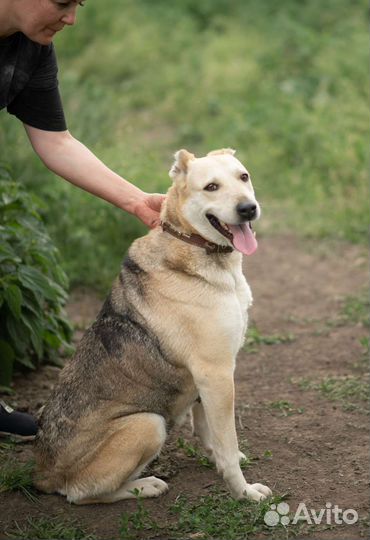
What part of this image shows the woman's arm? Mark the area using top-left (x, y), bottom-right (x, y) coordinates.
top-left (24, 125), bottom-right (165, 228)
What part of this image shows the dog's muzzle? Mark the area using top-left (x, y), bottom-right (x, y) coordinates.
top-left (236, 202), bottom-right (257, 221)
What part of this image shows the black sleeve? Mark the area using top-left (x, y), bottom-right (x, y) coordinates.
top-left (7, 44), bottom-right (67, 131)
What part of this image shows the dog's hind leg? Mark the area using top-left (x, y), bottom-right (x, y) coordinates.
top-left (191, 399), bottom-right (213, 457)
top-left (65, 412), bottom-right (167, 505)
top-left (76, 476), bottom-right (169, 504)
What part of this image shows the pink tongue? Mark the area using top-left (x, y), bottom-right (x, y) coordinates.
top-left (229, 223), bottom-right (258, 255)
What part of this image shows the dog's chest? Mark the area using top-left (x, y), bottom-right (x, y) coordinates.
top-left (212, 271), bottom-right (251, 353)
top-left (148, 262), bottom-right (252, 367)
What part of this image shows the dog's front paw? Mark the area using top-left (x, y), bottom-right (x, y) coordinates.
top-left (242, 482), bottom-right (272, 502)
top-left (238, 450), bottom-right (247, 462)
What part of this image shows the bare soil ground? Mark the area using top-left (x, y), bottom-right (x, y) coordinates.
top-left (0, 235), bottom-right (369, 539)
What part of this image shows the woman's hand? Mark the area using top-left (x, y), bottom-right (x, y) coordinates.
top-left (134, 193), bottom-right (166, 228)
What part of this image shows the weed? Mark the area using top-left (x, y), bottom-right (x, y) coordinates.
top-left (177, 437), bottom-right (254, 470)
top-left (360, 336), bottom-right (369, 356)
top-left (318, 377), bottom-right (369, 403)
top-left (119, 488), bottom-right (299, 540)
top-left (325, 293), bottom-right (370, 330)
top-left (169, 489), bottom-right (297, 539)
top-left (244, 326), bottom-right (295, 353)
top-left (177, 437), bottom-right (214, 468)
top-left (237, 440), bottom-right (255, 470)
top-left (0, 440), bottom-right (16, 460)
top-left (0, 458), bottom-right (38, 503)
top-left (293, 375), bottom-right (370, 413)
top-left (340, 294), bottom-right (370, 327)
top-left (6, 517), bottom-right (96, 540)
top-left (120, 492), bottom-right (160, 540)
top-left (239, 454), bottom-right (254, 470)
top-left (267, 400), bottom-right (305, 417)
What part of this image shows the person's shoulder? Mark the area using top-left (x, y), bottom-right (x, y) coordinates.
top-left (18, 32), bottom-right (55, 64)
top-left (16, 32), bottom-right (55, 55)
top-left (11, 32), bottom-right (40, 60)
top-left (16, 32), bottom-right (37, 47)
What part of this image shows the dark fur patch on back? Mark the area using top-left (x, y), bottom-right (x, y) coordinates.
top-left (122, 256), bottom-right (146, 275)
top-left (119, 256), bottom-right (147, 296)
top-left (94, 295), bottom-right (152, 357)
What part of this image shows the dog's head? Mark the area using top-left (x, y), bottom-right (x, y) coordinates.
top-left (166, 148), bottom-right (260, 255)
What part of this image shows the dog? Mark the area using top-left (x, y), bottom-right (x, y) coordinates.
top-left (34, 148), bottom-right (272, 504)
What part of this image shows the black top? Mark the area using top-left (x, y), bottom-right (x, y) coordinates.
top-left (0, 32), bottom-right (67, 131)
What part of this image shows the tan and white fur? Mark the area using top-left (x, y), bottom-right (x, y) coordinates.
top-left (34, 148), bottom-right (272, 504)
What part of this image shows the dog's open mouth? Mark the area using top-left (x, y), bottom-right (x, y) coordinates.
top-left (206, 214), bottom-right (258, 256)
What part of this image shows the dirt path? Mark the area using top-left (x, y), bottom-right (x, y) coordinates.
top-left (0, 235), bottom-right (368, 539)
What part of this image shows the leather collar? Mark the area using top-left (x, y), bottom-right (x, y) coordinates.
top-left (161, 221), bottom-right (233, 255)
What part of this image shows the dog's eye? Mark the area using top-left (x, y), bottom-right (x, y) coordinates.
top-left (240, 173), bottom-right (249, 182)
top-left (204, 183), bottom-right (219, 192)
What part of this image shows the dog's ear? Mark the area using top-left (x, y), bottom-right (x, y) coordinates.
top-left (169, 149), bottom-right (195, 179)
top-left (207, 148), bottom-right (236, 156)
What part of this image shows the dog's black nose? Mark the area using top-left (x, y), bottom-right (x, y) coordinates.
top-left (236, 202), bottom-right (257, 220)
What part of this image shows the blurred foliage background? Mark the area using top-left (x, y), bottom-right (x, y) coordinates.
top-left (0, 0), bottom-right (368, 292)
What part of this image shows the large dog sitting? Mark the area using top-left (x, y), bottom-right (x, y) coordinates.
top-left (34, 148), bottom-right (272, 504)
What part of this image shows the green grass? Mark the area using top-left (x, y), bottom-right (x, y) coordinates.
top-left (120, 495), bottom-right (160, 540)
top-left (120, 488), bottom-right (299, 540)
top-left (306, 291), bottom-right (370, 335)
top-left (293, 375), bottom-right (370, 413)
top-left (0, 440), bottom-right (16, 459)
top-left (0, 0), bottom-right (367, 290)
top-left (291, 304), bottom-right (370, 413)
top-left (0, 457), bottom-right (38, 503)
top-left (244, 326), bottom-right (295, 353)
top-left (6, 517), bottom-right (96, 540)
top-left (360, 337), bottom-right (369, 357)
top-left (177, 437), bottom-right (254, 470)
top-left (177, 436), bottom-right (214, 468)
top-left (340, 293), bottom-right (370, 327)
top-left (267, 400), bottom-right (305, 417)
top-left (168, 491), bottom-right (288, 539)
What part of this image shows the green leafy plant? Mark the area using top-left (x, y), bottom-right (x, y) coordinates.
top-left (120, 490), bottom-right (160, 540)
top-left (6, 517), bottom-right (97, 540)
top-left (0, 165), bottom-right (73, 387)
